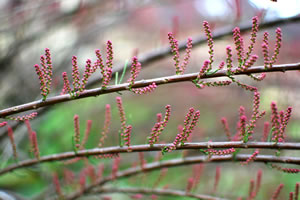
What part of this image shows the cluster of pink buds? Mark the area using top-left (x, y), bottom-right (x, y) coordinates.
top-left (205, 148), bottom-right (235, 156)
top-left (73, 114), bottom-right (81, 151)
top-left (271, 184), bottom-right (284, 200)
top-left (244, 92), bottom-right (266, 142)
top-left (128, 56), bottom-right (142, 86)
top-left (164, 108), bottom-right (200, 153)
top-left (270, 164), bottom-right (300, 174)
top-left (270, 102), bottom-right (292, 143)
top-left (203, 21), bottom-right (214, 70)
top-left (98, 104), bottom-right (111, 147)
top-left (34, 48), bottom-right (53, 101)
top-left (0, 121), bottom-right (7, 127)
top-left (31, 131), bottom-right (40, 160)
top-left (7, 125), bottom-right (18, 160)
top-left (131, 82), bottom-right (157, 95)
top-left (262, 28), bottom-right (282, 68)
top-left (241, 150), bottom-right (259, 165)
top-left (168, 32), bottom-right (193, 75)
top-left (127, 56), bottom-right (157, 95)
top-left (123, 125), bottom-right (132, 150)
top-left (221, 117), bottom-right (231, 141)
top-left (52, 173), bottom-right (64, 199)
top-left (102, 40), bottom-right (114, 88)
top-left (7, 112), bottom-right (38, 121)
top-left (148, 105), bottom-right (171, 146)
top-left (61, 40), bottom-right (114, 97)
top-left (111, 156), bottom-right (121, 179)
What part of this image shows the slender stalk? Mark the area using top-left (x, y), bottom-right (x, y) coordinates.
top-left (1, 62), bottom-right (300, 118)
top-left (91, 187), bottom-right (227, 200)
top-left (1, 142), bottom-right (300, 176)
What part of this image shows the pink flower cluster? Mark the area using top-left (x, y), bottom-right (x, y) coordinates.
top-left (73, 114), bottom-right (81, 150)
top-left (7, 112), bottom-right (38, 121)
top-left (0, 121), bottom-right (7, 127)
top-left (270, 164), bottom-right (300, 174)
top-left (98, 104), bottom-right (111, 147)
top-left (7, 125), bottom-right (18, 160)
top-left (131, 82), bottom-right (157, 95)
top-left (270, 102), bottom-right (292, 143)
top-left (34, 48), bottom-right (53, 100)
top-left (205, 148), bottom-right (236, 155)
top-left (127, 56), bottom-right (157, 94)
top-left (111, 156), bottom-right (121, 179)
top-left (165, 108), bottom-right (200, 152)
top-left (262, 28), bottom-right (282, 68)
top-left (241, 150), bottom-right (259, 165)
top-left (148, 105), bottom-right (171, 146)
top-left (203, 21), bottom-right (214, 70)
top-left (123, 125), bottom-right (132, 150)
top-left (61, 40), bottom-right (114, 96)
top-left (221, 117), bottom-right (231, 141)
top-left (116, 97), bottom-right (127, 136)
top-left (168, 32), bottom-right (193, 75)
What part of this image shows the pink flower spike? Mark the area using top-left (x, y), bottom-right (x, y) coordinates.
top-left (203, 21), bottom-right (214, 69)
top-left (71, 56), bottom-right (81, 92)
top-left (0, 121), bottom-right (7, 127)
top-left (226, 46), bottom-right (233, 71)
top-left (244, 16), bottom-right (259, 62)
top-left (7, 125), bottom-right (18, 160)
top-left (7, 112), bottom-right (38, 121)
top-left (221, 117), bottom-right (231, 141)
top-left (61, 72), bottom-right (71, 95)
top-left (123, 125), bottom-right (132, 150)
top-left (73, 114), bottom-right (81, 150)
top-left (34, 64), bottom-right (47, 99)
top-left (95, 49), bottom-right (104, 76)
top-left (131, 82), bottom-right (157, 95)
top-left (213, 166), bottom-right (221, 193)
top-left (232, 27), bottom-right (245, 65)
top-left (271, 28), bottom-right (282, 66)
top-left (272, 184), bottom-right (284, 200)
top-left (106, 40), bottom-right (113, 70)
top-left (168, 32), bottom-right (181, 74)
top-left (80, 120), bottom-right (92, 149)
top-left (116, 97), bottom-right (127, 134)
top-left (31, 131), bottom-right (40, 160)
top-left (128, 56), bottom-right (142, 86)
top-left (99, 104), bottom-right (111, 147)
top-left (81, 59), bottom-right (92, 91)
top-left (53, 173), bottom-right (63, 198)
top-left (180, 37), bottom-right (193, 74)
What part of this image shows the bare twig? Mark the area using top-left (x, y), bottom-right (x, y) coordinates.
top-left (66, 153), bottom-right (300, 200)
top-left (1, 142), bottom-right (300, 176)
top-left (1, 62), bottom-right (300, 118)
top-left (91, 187), bottom-right (227, 200)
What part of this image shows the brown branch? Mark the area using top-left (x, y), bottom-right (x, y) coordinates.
top-left (90, 187), bottom-right (227, 200)
top-left (66, 153), bottom-right (300, 200)
top-left (1, 62), bottom-right (300, 118)
top-left (1, 142), bottom-right (300, 176)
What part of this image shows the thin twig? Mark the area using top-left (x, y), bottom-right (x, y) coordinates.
top-left (91, 187), bottom-right (227, 200)
top-left (65, 153), bottom-right (300, 200)
top-left (1, 62), bottom-right (300, 118)
top-left (1, 142), bottom-right (300, 176)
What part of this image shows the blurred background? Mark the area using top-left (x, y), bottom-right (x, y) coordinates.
top-left (0, 0), bottom-right (300, 199)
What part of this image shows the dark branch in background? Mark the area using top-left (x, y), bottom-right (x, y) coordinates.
top-left (1, 142), bottom-right (300, 176)
top-left (91, 187), bottom-right (227, 200)
top-left (1, 62), bottom-right (300, 118)
top-left (66, 153), bottom-right (300, 200)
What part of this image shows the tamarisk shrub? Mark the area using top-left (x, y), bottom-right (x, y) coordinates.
top-left (0, 16), bottom-right (300, 200)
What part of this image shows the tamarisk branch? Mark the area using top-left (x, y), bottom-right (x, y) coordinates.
top-left (1, 62), bottom-right (300, 118)
top-left (1, 142), bottom-right (300, 176)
